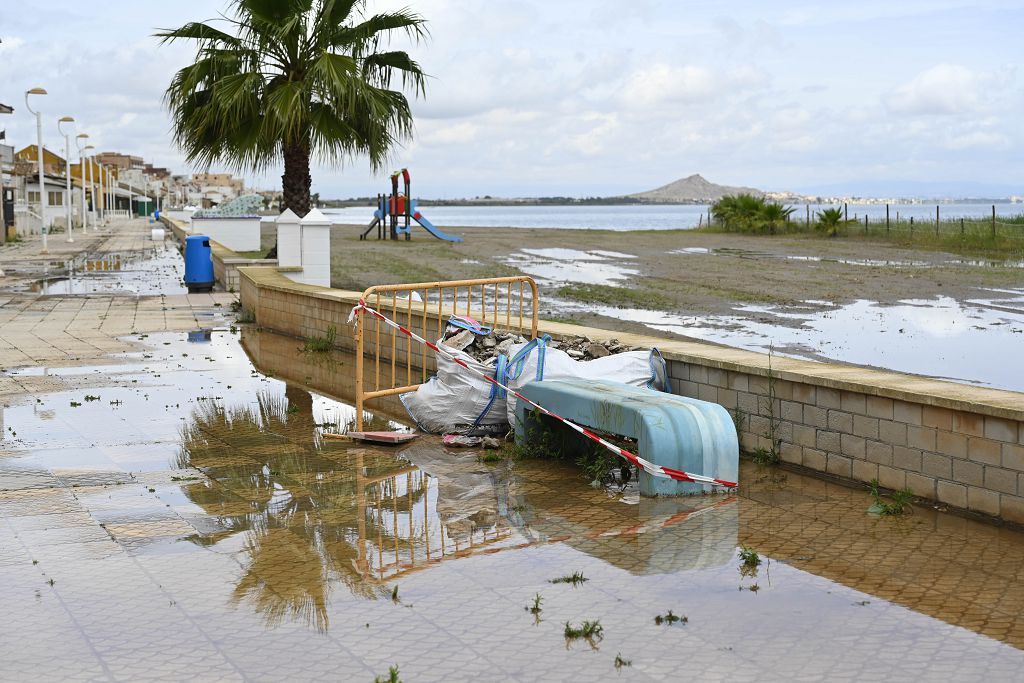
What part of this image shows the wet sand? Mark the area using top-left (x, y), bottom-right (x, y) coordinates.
top-left (277, 224), bottom-right (1024, 320)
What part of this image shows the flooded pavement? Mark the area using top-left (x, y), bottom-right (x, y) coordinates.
top-left (2, 327), bottom-right (1024, 680)
top-left (2, 239), bottom-right (187, 297)
top-left (551, 292), bottom-right (1024, 392)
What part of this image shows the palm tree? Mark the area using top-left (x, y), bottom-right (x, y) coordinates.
top-left (815, 207), bottom-right (848, 237)
top-left (758, 202), bottom-right (795, 235)
top-left (156, 0), bottom-right (428, 216)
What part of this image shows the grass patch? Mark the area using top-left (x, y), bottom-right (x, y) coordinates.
top-left (236, 307), bottom-right (256, 324)
top-left (303, 325), bottom-right (337, 353)
top-left (556, 282), bottom-right (674, 310)
top-left (699, 210), bottom-right (1024, 259)
top-left (868, 478), bottom-right (914, 515)
top-left (549, 571), bottom-right (588, 587)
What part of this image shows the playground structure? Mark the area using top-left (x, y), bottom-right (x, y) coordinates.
top-left (361, 168), bottom-right (462, 243)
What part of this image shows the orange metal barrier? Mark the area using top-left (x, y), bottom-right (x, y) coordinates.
top-left (354, 276), bottom-right (539, 430)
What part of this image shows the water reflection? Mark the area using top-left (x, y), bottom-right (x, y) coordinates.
top-left (175, 388), bottom-right (519, 631)
top-left (174, 380), bottom-right (738, 631)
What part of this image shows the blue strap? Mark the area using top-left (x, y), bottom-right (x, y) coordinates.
top-left (472, 354), bottom-right (509, 426)
top-left (504, 335), bottom-right (549, 383)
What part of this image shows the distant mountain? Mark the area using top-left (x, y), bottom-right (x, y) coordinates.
top-left (627, 174), bottom-right (763, 203)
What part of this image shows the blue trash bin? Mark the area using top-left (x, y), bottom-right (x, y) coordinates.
top-left (184, 235), bottom-right (215, 293)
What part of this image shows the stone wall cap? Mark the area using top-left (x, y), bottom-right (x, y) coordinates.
top-left (300, 208), bottom-right (331, 226)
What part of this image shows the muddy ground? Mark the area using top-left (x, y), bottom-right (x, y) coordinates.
top-left (258, 223), bottom-right (1023, 334)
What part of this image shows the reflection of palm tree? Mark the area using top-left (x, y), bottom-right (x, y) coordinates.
top-left (176, 389), bottom-right (406, 630)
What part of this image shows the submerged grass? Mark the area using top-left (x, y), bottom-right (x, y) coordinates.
top-left (549, 571), bottom-right (588, 587)
top-left (303, 325), bottom-right (337, 353)
top-left (653, 610), bottom-right (687, 626)
top-left (868, 478), bottom-right (914, 515)
top-left (556, 282), bottom-right (674, 310)
top-left (373, 665), bottom-right (401, 683)
top-left (564, 620), bottom-right (603, 641)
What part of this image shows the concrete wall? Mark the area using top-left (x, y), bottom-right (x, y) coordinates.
top-left (190, 216), bottom-right (261, 252)
top-left (238, 266), bottom-right (1024, 524)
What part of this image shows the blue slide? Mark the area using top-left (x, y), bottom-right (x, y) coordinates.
top-left (410, 199), bottom-right (463, 242)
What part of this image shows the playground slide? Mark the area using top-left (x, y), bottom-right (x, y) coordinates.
top-left (413, 212), bottom-right (463, 243)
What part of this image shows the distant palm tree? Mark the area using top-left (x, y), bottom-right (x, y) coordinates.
top-left (711, 194), bottom-right (794, 234)
top-left (815, 207), bottom-right (848, 237)
top-left (157, 0), bottom-right (428, 216)
top-left (758, 202), bottom-right (795, 235)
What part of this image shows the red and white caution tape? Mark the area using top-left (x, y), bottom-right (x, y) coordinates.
top-left (351, 301), bottom-right (737, 489)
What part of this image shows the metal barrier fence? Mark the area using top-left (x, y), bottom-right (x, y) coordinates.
top-left (354, 276), bottom-right (539, 431)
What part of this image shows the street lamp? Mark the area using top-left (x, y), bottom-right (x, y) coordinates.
top-left (75, 135), bottom-right (89, 233)
top-left (82, 145), bottom-right (94, 231)
top-left (24, 88), bottom-right (48, 253)
top-left (57, 116), bottom-right (76, 242)
top-left (95, 160), bottom-right (103, 226)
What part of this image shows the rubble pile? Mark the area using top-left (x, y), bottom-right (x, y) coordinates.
top-left (451, 329), bottom-right (641, 363)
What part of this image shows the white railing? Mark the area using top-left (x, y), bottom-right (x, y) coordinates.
top-left (13, 204), bottom-right (44, 236)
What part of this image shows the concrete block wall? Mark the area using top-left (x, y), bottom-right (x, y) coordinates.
top-left (667, 361), bottom-right (1024, 524)
top-left (239, 265), bottom-right (1024, 524)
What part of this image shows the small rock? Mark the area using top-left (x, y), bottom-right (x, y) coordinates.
top-left (481, 336), bottom-right (496, 349)
top-left (587, 343), bottom-right (610, 358)
top-left (567, 349), bottom-right (585, 359)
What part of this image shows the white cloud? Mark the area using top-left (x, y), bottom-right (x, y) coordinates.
top-left (885, 64), bottom-right (984, 116)
top-left (620, 64), bottom-right (717, 107)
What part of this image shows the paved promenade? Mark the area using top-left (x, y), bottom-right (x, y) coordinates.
top-left (0, 219), bottom-right (236, 398)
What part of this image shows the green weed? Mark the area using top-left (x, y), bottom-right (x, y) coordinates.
top-left (614, 653), bottom-right (632, 669)
top-left (653, 610), bottom-right (687, 626)
top-left (303, 325), bottom-right (337, 353)
top-left (236, 307), bottom-right (256, 324)
top-left (525, 593), bottom-right (543, 615)
top-left (373, 665), bottom-right (401, 683)
top-left (868, 478), bottom-right (914, 515)
top-left (549, 572), bottom-right (588, 587)
top-left (738, 546), bottom-right (761, 569)
top-left (564, 620), bottom-right (603, 642)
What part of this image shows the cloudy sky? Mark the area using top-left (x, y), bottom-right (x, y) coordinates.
top-left (1, 0), bottom-right (1021, 198)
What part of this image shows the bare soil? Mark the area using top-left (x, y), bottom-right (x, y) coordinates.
top-left (260, 223), bottom-right (1024, 333)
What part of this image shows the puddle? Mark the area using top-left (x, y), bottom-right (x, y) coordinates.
top-left (553, 294), bottom-right (1024, 391)
top-left (505, 248), bottom-right (639, 285)
top-left (672, 246), bottom-right (1024, 269)
top-left (3, 239), bottom-right (186, 296)
top-left (2, 327), bottom-right (1024, 678)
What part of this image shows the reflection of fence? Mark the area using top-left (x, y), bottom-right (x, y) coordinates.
top-left (354, 277), bottom-right (538, 430)
top-left (360, 467), bottom-right (514, 583)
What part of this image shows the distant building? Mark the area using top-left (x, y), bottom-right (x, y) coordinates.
top-left (95, 152), bottom-right (144, 170)
top-left (14, 145), bottom-right (66, 177)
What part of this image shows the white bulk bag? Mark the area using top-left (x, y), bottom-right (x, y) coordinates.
top-left (400, 343), bottom-right (508, 435)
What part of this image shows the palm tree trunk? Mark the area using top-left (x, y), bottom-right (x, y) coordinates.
top-left (282, 141), bottom-right (312, 217)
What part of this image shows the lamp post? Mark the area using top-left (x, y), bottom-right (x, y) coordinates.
top-left (86, 153), bottom-right (96, 231)
top-left (75, 135), bottom-right (89, 233)
top-left (57, 116), bottom-right (75, 243)
top-left (24, 88), bottom-right (48, 253)
top-left (96, 161), bottom-right (103, 226)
